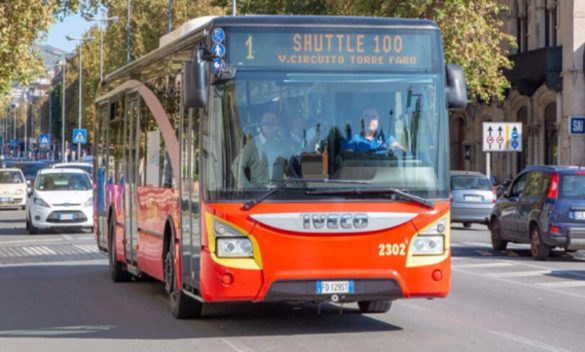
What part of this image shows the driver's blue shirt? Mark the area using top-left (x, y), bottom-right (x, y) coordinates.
top-left (342, 134), bottom-right (397, 154)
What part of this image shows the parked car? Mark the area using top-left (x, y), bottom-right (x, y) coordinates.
top-left (490, 165), bottom-right (585, 260)
top-left (26, 168), bottom-right (93, 234)
top-left (0, 168), bottom-right (27, 210)
top-left (51, 162), bottom-right (93, 177)
top-left (450, 171), bottom-right (496, 228)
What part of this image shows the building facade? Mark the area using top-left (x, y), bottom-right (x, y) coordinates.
top-left (451, 0), bottom-right (585, 182)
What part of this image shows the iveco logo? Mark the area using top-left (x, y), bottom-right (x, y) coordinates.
top-left (303, 213), bottom-right (368, 230)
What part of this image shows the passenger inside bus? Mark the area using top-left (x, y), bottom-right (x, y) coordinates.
top-left (341, 108), bottom-right (406, 155)
top-left (231, 111), bottom-right (292, 187)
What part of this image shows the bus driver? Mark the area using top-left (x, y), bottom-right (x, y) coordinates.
top-left (342, 108), bottom-right (406, 155)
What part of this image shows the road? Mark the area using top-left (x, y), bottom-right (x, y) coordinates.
top-left (0, 210), bottom-right (584, 352)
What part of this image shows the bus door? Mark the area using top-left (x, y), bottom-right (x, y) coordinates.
top-left (96, 103), bottom-right (109, 249)
top-left (123, 94), bottom-right (140, 264)
top-left (180, 108), bottom-right (201, 287)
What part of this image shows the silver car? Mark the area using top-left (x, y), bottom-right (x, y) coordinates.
top-left (450, 171), bottom-right (496, 228)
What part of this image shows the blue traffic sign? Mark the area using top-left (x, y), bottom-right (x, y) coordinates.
top-left (212, 43), bottom-right (225, 57)
top-left (39, 134), bottom-right (50, 147)
top-left (72, 128), bottom-right (87, 144)
top-left (211, 58), bottom-right (225, 73)
top-left (511, 140), bottom-right (519, 149)
top-left (569, 116), bottom-right (585, 135)
top-left (511, 129), bottom-right (519, 139)
top-left (212, 28), bottom-right (225, 43)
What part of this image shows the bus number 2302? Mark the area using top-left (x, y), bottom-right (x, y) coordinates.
top-left (378, 243), bottom-right (406, 256)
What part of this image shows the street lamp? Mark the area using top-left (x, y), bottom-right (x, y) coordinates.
top-left (88, 13), bottom-right (119, 81)
top-left (66, 35), bottom-right (94, 161)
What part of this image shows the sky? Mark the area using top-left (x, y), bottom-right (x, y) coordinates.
top-left (41, 13), bottom-right (94, 53)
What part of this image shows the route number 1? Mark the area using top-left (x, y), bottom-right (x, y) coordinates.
top-left (245, 35), bottom-right (255, 60)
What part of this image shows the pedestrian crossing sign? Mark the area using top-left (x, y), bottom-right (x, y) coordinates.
top-left (39, 134), bottom-right (50, 147)
top-left (72, 129), bottom-right (87, 144)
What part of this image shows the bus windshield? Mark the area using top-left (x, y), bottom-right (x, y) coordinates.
top-left (204, 71), bottom-right (448, 202)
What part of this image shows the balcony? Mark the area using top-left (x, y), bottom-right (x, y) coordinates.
top-left (505, 46), bottom-right (562, 96)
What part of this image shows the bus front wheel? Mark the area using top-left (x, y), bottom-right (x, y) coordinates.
top-left (358, 300), bottom-right (392, 314)
top-left (164, 237), bottom-right (203, 319)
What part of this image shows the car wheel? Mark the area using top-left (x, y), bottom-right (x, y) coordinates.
top-left (358, 300), bottom-right (392, 314)
top-left (27, 214), bottom-right (39, 235)
top-left (490, 218), bottom-right (508, 250)
top-left (530, 226), bottom-right (550, 261)
top-left (463, 222), bottom-right (472, 229)
top-left (108, 219), bottom-right (131, 282)
top-left (164, 236), bottom-right (203, 319)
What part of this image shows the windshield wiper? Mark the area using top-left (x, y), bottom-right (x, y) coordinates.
top-left (241, 178), bottom-right (370, 210)
top-left (305, 187), bottom-right (435, 209)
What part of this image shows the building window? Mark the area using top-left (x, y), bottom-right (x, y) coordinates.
top-left (516, 1), bottom-right (528, 53)
top-left (517, 107), bottom-right (528, 172)
top-left (545, 0), bottom-right (557, 47)
top-left (450, 116), bottom-right (466, 170)
top-left (544, 103), bottom-right (557, 165)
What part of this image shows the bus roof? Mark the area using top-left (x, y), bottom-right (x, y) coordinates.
top-left (100, 15), bottom-right (439, 92)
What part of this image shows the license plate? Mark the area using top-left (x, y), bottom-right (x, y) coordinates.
top-left (574, 211), bottom-right (585, 220)
top-left (0, 197), bottom-right (12, 203)
top-left (59, 214), bottom-right (74, 220)
top-left (316, 280), bottom-right (354, 295)
top-left (464, 195), bottom-right (482, 202)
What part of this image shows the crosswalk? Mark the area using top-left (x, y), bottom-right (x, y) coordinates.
top-left (0, 242), bottom-right (102, 265)
top-left (452, 255), bottom-right (585, 296)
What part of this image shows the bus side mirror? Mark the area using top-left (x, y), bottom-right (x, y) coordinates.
top-left (182, 49), bottom-right (208, 109)
top-left (445, 64), bottom-right (467, 109)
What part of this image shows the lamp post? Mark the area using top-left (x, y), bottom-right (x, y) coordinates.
top-left (66, 35), bottom-right (94, 161)
top-left (88, 12), bottom-right (119, 82)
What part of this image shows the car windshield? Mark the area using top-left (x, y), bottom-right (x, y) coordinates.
top-left (36, 173), bottom-right (92, 191)
top-left (559, 174), bottom-right (585, 198)
top-left (451, 175), bottom-right (492, 190)
top-left (59, 165), bottom-right (93, 174)
top-left (0, 171), bottom-right (24, 184)
top-left (204, 71), bottom-right (448, 201)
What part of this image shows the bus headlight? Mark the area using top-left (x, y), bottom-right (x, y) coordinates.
top-left (412, 236), bottom-right (444, 255)
top-left (212, 218), bottom-right (254, 258)
top-left (216, 238), bottom-right (253, 257)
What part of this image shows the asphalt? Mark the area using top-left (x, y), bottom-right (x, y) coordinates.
top-left (0, 210), bottom-right (583, 352)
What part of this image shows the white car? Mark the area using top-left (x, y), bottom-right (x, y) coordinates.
top-left (0, 168), bottom-right (27, 210)
top-left (26, 168), bottom-right (93, 234)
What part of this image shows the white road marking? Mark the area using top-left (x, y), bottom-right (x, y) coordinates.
top-left (21, 246), bottom-right (56, 255)
top-left (453, 262), bottom-right (513, 269)
top-left (222, 339), bottom-right (253, 352)
top-left (74, 245), bottom-right (98, 253)
top-left (461, 241), bottom-right (493, 248)
top-left (537, 281), bottom-right (585, 288)
top-left (485, 270), bottom-right (550, 278)
top-left (490, 331), bottom-right (572, 352)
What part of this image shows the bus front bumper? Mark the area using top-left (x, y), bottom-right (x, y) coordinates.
top-left (199, 251), bottom-right (450, 303)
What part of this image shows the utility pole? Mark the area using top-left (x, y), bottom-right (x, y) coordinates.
top-left (61, 61), bottom-right (66, 162)
top-left (127, 0), bottom-right (131, 64)
top-left (168, 0), bottom-right (172, 32)
top-left (66, 36), bottom-right (94, 161)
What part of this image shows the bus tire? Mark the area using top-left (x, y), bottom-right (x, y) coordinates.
top-left (164, 235), bottom-right (202, 319)
top-left (108, 218), bottom-right (131, 282)
top-left (358, 299), bottom-right (392, 314)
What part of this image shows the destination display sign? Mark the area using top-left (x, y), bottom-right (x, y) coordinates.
top-left (224, 28), bottom-right (437, 72)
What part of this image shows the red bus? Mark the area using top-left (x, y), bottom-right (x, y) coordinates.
top-left (94, 15), bottom-right (467, 318)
